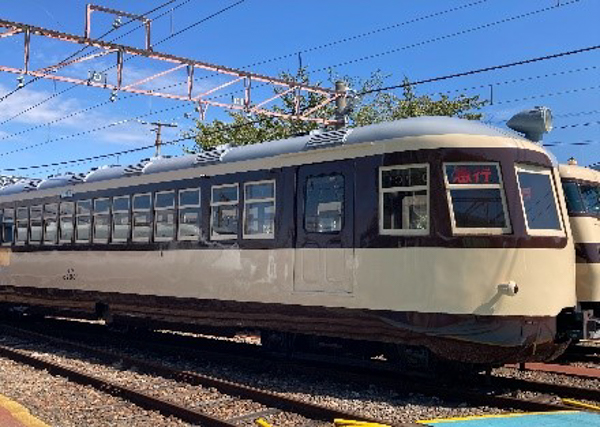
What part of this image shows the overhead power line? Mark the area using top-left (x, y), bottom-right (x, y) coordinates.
top-left (0, 0), bottom-right (193, 126)
top-left (314, 0), bottom-right (582, 73)
top-left (427, 64), bottom-right (598, 97)
top-left (0, 0), bottom-right (481, 130)
top-left (495, 85), bottom-right (600, 105)
top-left (0, 117), bottom-right (269, 173)
top-left (0, 0), bottom-right (182, 103)
top-left (359, 44), bottom-right (600, 96)
top-left (0, 104), bottom-right (188, 157)
top-left (2, 41), bottom-right (598, 158)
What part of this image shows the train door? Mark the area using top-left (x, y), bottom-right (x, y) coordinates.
top-left (293, 160), bottom-right (355, 294)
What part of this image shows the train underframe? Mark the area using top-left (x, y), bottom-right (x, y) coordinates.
top-left (0, 285), bottom-right (577, 371)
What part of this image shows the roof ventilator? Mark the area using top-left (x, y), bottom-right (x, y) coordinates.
top-left (306, 128), bottom-right (352, 149)
top-left (195, 144), bottom-right (230, 165)
top-left (124, 159), bottom-right (151, 175)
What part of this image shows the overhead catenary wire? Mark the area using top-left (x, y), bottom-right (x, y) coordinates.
top-left (422, 64), bottom-right (598, 97)
top-left (0, 0), bottom-right (580, 139)
top-left (0, 104), bottom-right (189, 157)
top-left (313, 0), bottom-right (582, 74)
top-left (0, 0), bottom-right (183, 104)
top-left (1, 117), bottom-right (269, 173)
top-left (2, 1), bottom-right (596, 169)
top-left (0, 0), bottom-right (191, 126)
top-left (0, 0), bottom-right (486, 131)
top-left (0, 0), bottom-right (248, 153)
top-left (3, 41), bottom-right (599, 159)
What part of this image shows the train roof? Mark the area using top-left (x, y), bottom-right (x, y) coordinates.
top-left (0, 116), bottom-right (535, 198)
top-left (559, 163), bottom-right (600, 184)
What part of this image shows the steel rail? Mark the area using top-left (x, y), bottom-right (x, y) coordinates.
top-left (0, 344), bottom-right (237, 427)
top-left (0, 324), bottom-right (408, 426)
top-left (489, 375), bottom-right (600, 404)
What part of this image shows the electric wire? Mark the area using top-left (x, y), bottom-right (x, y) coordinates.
top-left (312, 0), bottom-right (582, 74)
top-left (0, 0), bottom-right (182, 103)
top-left (0, 0), bottom-right (247, 154)
top-left (0, 104), bottom-right (189, 157)
top-left (423, 64), bottom-right (598, 97)
top-left (0, 0), bottom-right (194, 126)
top-left (0, 0), bottom-right (484, 130)
top-left (1, 1), bottom-right (595, 169)
top-left (0, 0), bottom-right (576, 139)
top-left (1, 117), bottom-right (269, 173)
top-left (3, 43), bottom-right (599, 160)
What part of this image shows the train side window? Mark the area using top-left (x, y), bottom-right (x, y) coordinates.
top-left (562, 181), bottom-right (585, 214)
top-left (43, 203), bottom-right (58, 244)
top-left (243, 180), bottom-right (275, 239)
top-left (2, 208), bottom-right (14, 245)
top-left (29, 206), bottom-right (43, 244)
top-left (59, 202), bottom-right (74, 244)
top-left (178, 188), bottom-right (200, 241)
top-left (579, 184), bottom-right (600, 216)
top-left (76, 200), bottom-right (92, 243)
top-left (516, 165), bottom-right (563, 235)
top-left (155, 191), bottom-right (175, 241)
top-left (93, 198), bottom-right (111, 244)
top-left (211, 184), bottom-right (239, 240)
top-left (305, 174), bottom-right (344, 233)
top-left (444, 163), bottom-right (510, 234)
top-left (379, 165), bottom-right (428, 235)
top-left (16, 207), bottom-right (28, 244)
top-left (112, 196), bottom-right (130, 243)
top-left (132, 193), bottom-right (152, 242)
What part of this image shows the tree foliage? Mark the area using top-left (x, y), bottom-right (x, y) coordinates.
top-left (191, 70), bottom-right (486, 151)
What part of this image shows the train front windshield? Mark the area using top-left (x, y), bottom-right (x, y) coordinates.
top-left (563, 181), bottom-right (600, 216)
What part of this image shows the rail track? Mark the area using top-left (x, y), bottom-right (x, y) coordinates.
top-left (0, 324), bottom-right (399, 427)
top-left (0, 319), bottom-right (595, 424)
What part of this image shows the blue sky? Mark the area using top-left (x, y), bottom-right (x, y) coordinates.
top-left (0, 0), bottom-right (598, 178)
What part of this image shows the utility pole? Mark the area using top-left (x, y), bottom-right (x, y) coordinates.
top-left (150, 121), bottom-right (177, 157)
top-left (335, 80), bottom-right (347, 129)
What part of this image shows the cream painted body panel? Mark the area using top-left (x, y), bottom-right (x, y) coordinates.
top-left (569, 216), bottom-right (600, 302)
top-left (576, 263), bottom-right (600, 302)
top-left (0, 245), bottom-right (575, 317)
top-left (570, 216), bottom-right (600, 244)
top-left (559, 164), bottom-right (600, 184)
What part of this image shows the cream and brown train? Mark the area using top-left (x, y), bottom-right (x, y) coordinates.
top-left (559, 160), bottom-right (600, 339)
top-left (0, 116), bottom-right (580, 368)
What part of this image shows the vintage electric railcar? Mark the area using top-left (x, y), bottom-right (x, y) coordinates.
top-left (0, 116), bottom-right (577, 365)
top-left (560, 162), bottom-right (600, 337)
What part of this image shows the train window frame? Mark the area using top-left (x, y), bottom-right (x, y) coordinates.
top-left (210, 183), bottom-right (239, 241)
top-left (379, 164), bottom-right (430, 236)
top-left (132, 193), bottom-right (152, 243)
top-left (93, 198), bottom-right (111, 244)
top-left (75, 199), bottom-right (92, 243)
top-left (177, 188), bottom-right (201, 241)
top-left (154, 190), bottom-right (176, 242)
top-left (304, 174), bottom-right (345, 234)
top-left (59, 202), bottom-right (75, 244)
top-left (2, 208), bottom-right (14, 245)
top-left (243, 180), bottom-right (276, 240)
top-left (111, 195), bottom-right (130, 243)
top-left (515, 164), bottom-right (565, 237)
top-left (29, 205), bottom-right (43, 245)
top-left (16, 207), bottom-right (28, 245)
top-left (443, 162), bottom-right (511, 235)
top-left (43, 203), bottom-right (58, 245)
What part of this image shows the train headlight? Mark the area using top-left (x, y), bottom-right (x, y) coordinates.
top-left (506, 106), bottom-right (552, 143)
top-left (498, 281), bottom-right (519, 296)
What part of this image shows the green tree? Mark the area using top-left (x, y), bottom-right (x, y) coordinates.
top-left (191, 70), bottom-right (486, 151)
